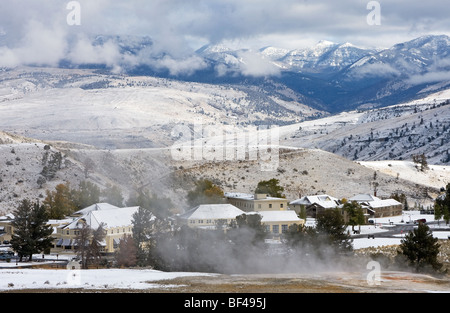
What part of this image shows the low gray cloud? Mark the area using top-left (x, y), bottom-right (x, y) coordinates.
top-left (407, 71), bottom-right (450, 85)
top-left (351, 62), bottom-right (401, 79)
top-left (0, 0), bottom-right (448, 74)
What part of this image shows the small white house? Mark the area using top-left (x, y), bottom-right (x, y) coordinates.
top-left (178, 204), bottom-right (246, 229)
top-left (256, 210), bottom-right (304, 236)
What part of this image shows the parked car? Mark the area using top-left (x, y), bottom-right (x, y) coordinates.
top-left (414, 219), bottom-right (426, 224)
top-left (0, 251), bottom-right (14, 260)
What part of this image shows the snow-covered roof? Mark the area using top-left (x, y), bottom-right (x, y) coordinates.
top-left (349, 194), bottom-right (381, 202)
top-left (365, 199), bottom-right (402, 209)
top-left (64, 206), bottom-right (140, 230)
top-left (224, 192), bottom-right (286, 201)
top-left (290, 194), bottom-right (339, 208)
top-left (73, 203), bottom-right (120, 215)
top-left (348, 194), bottom-right (401, 209)
top-left (256, 210), bottom-right (303, 223)
top-left (0, 213), bottom-right (14, 221)
top-left (179, 204), bottom-right (245, 220)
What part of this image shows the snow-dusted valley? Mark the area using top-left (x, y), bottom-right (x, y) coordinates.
top-left (0, 67), bottom-right (324, 150)
top-left (0, 65), bottom-right (449, 214)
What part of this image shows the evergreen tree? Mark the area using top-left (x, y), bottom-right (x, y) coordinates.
top-left (343, 201), bottom-right (365, 232)
top-left (298, 205), bottom-right (307, 220)
top-left (10, 199), bottom-right (53, 262)
top-left (316, 208), bottom-right (353, 253)
top-left (398, 223), bottom-right (443, 273)
top-left (128, 189), bottom-right (173, 219)
top-left (232, 213), bottom-right (267, 246)
top-left (73, 181), bottom-right (101, 209)
top-left (412, 153), bottom-right (429, 172)
top-left (284, 223), bottom-right (319, 254)
top-left (435, 183), bottom-right (450, 225)
top-left (254, 178), bottom-right (284, 198)
top-left (131, 206), bottom-right (155, 266)
top-left (391, 192), bottom-right (408, 210)
top-left (102, 183), bottom-right (124, 207)
top-left (434, 202), bottom-right (443, 226)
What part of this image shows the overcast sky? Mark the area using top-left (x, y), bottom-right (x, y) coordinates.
top-left (0, 0), bottom-right (449, 71)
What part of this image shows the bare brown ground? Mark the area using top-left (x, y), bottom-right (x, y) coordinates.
top-left (150, 271), bottom-right (450, 293)
top-left (3, 271), bottom-right (450, 293)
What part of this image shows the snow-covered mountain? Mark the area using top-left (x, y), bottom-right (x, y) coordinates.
top-left (347, 35), bottom-right (450, 78)
top-left (196, 40), bottom-right (373, 74)
top-left (2, 34), bottom-right (447, 114)
top-left (279, 41), bottom-right (374, 72)
top-left (189, 35), bottom-right (450, 113)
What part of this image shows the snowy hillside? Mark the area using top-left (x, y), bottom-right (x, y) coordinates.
top-left (0, 138), bottom-right (85, 214)
top-left (358, 160), bottom-right (450, 191)
top-left (173, 148), bottom-right (441, 208)
top-left (276, 89), bottom-right (450, 166)
top-left (0, 67), bottom-right (324, 149)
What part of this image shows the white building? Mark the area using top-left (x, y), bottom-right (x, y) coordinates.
top-left (178, 203), bottom-right (304, 239)
top-left (178, 204), bottom-right (246, 229)
top-left (225, 192), bottom-right (289, 212)
top-left (53, 205), bottom-right (140, 253)
top-left (256, 210), bottom-right (304, 237)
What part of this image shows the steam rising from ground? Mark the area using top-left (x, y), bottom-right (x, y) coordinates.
top-left (150, 224), bottom-right (373, 275)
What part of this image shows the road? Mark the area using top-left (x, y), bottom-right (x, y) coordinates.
top-left (352, 220), bottom-right (450, 239)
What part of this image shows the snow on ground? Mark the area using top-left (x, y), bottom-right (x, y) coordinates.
top-left (0, 268), bottom-right (215, 291)
top-left (359, 160), bottom-right (450, 190)
top-left (1, 211), bottom-right (448, 291)
top-left (369, 210), bottom-right (436, 224)
top-left (351, 211), bottom-right (450, 249)
top-left (353, 237), bottom-right (402, 250)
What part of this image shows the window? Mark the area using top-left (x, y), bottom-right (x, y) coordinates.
top-left (280, 203), bottom-right (284, 208)
top-left (281, 225), bottom-right (288, 233)
top-left (269, 204), bottom-right (272, 209)
top-left (272, 225), bottom-right (279, 234)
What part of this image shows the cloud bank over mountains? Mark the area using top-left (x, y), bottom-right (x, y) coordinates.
top-left (0, 0), bottom-right (449, 76)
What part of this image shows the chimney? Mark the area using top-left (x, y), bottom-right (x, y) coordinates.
top-left (254, 193), bottom-right (267, 200)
